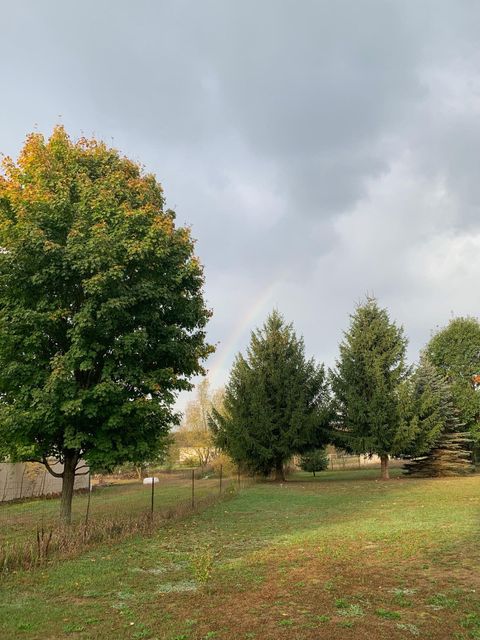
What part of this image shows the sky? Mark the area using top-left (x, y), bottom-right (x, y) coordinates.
top-left (2, 1), bottom-right (480, 408)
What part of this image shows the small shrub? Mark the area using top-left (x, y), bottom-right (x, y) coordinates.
top-left (211, 453), bottom-right (237, 477)
top-left (299, 449), bottom-right (329, 476)
top-left (190, 544), bottom-right (214, 587)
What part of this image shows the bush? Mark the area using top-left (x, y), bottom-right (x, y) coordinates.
top-left (210, 453), bottom-right (237, 477)
top-left (299, 448), bottom-right (329, 476)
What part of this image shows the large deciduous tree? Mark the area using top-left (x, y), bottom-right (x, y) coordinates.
top-left (425, 317), bottom-right (480, 460)
top-left (210, 310), bottom-right (330, 481)
top-left (331, 297), bottom-right (408, 479)
top-left (0, 127), bottom-right (212, 521)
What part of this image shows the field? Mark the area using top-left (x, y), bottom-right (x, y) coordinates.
top-left (1, 468), bottom-right (480, 640)
top-left (0, 471), bottom-right (236, 546)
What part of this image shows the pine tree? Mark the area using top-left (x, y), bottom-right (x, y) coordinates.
top-left (401, 355), bottom-right (473, 476)
top-left (210, 310), bottom-right (330, 480)
top-left (331, 297), bottom-right (408, 479)
top-left (425, 317), bottom-right (480, 461)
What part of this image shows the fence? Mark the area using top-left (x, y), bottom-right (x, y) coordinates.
top-left (0, 466), bottom-right (251, 573)
top-left (0, 461), bottom-right (89, 502)
top-left (327, 453), bottom-right (403, 470)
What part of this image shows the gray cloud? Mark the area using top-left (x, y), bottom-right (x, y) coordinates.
top-left (2, 1), bottom-right (480, 406)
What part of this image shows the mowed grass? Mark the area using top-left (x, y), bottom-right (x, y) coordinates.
top-left (1, 468), bottom-right (480, 640)
top-left (0, 472), bottom-right (231, 546)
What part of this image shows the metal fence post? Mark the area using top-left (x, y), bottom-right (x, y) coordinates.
top-left (150, 475), bottom-right (155, 519)
top-left (219, 464), bottom-right (223, 495)
top-left (191, 468), bottom-right (195, 509)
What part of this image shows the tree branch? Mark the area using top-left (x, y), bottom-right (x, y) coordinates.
top-left (42, 456), bottom-right (64, 478)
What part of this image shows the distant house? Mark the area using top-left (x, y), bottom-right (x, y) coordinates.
top-left (0, 460), bottom-right (89, 502)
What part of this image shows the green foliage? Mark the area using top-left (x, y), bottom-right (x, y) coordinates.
top-left (398, 354), bottom-right (460, 457)
top-left (0, 127), bottom-right (212, 505)
top-left (210, 310), bottom-right (330, 479)
top-left (403, 431), bottom-right (474, 477)
top-left (299, 448), bottom-right (329, 475)
top-left (331, 297), bottom-right (408, 463)
top-left (0, 469), bottom-right (478, 638)
top-left (190, 544), bottom-right (214, 586)
top-left (425, 317), bottom-right (480, 448)
top-left (399, 353), bottom-right (473, 476)
top-left (375, 608), bottom-right (401, 619)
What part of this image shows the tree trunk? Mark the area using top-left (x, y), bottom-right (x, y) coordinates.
top-left (380, 454), bottom-right (389, 480)
top-left (274, 460), bottom-right (286, 482)
top-left (60, 451), bottom-right (78, 524)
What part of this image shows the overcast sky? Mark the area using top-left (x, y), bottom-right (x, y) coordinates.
top-left (2, 1), bottom-right (480, 407)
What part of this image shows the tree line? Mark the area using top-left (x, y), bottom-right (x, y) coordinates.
top-left (0, 127), bottom-right (478, 524)
top-left (210, 302), bottom-right (480, 481)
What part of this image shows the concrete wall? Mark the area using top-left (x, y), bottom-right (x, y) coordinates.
top-left (0, 461), bottom-right (89, 502)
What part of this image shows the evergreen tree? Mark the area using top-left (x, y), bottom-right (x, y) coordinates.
top-left (299, 448), bottom-right (329, 476)
top-left (398, 355), bottom-right (458, 456)
top-left (210, 310), bottom-right (330, 480)
top-left (403, 433), bottom-right (473, 477)
top-left (401, 355), bottom-right (473, 476)
top-left (425, 317), bottom-right (480, 460)
top-left (331, 297), bottom-right (408, 479)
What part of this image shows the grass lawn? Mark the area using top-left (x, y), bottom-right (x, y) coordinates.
top-left (0, 472), bottom-right (232, 546)
top-left (1, 467), bottom-right (480, 639)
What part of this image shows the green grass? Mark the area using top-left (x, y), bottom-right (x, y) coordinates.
top-left (1, 468), bottom-right (480, 639)
top-left (0, 472), bottom-right (234, 546)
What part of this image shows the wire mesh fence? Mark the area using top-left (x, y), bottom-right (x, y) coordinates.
top-left (0, 466), bottom-right (251, 573)
top-left (326, 453), bottom-right (403, 470)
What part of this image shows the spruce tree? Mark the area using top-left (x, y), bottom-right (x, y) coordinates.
top-left (210, 310), bottom-right (330, 480)
top-left (403, 433), bottom-right (473, 477)
top-left (331, 297), bottom-right (408, 479)
top-left (425, 317), bottom-right (480, 461)
top-left (401, 355), bottom-right (473, 476)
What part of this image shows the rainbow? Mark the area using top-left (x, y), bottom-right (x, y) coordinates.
top-left (208, 280), bottom-right (281, 387)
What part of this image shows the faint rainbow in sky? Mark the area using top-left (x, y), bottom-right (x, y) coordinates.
top-left (208, 279), bottom-right (281, 387)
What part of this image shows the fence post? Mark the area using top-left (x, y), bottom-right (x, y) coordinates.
top-left (191, 468), bottom-right (195, 509)
top-left (237, 469), bottom-right (240, 490)
top-left (150, 475), bottom-right (155, 519)
top-left (219, 464), bottom-right (223, 495)
top-left (41, 469), bottom-right (47, 529)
